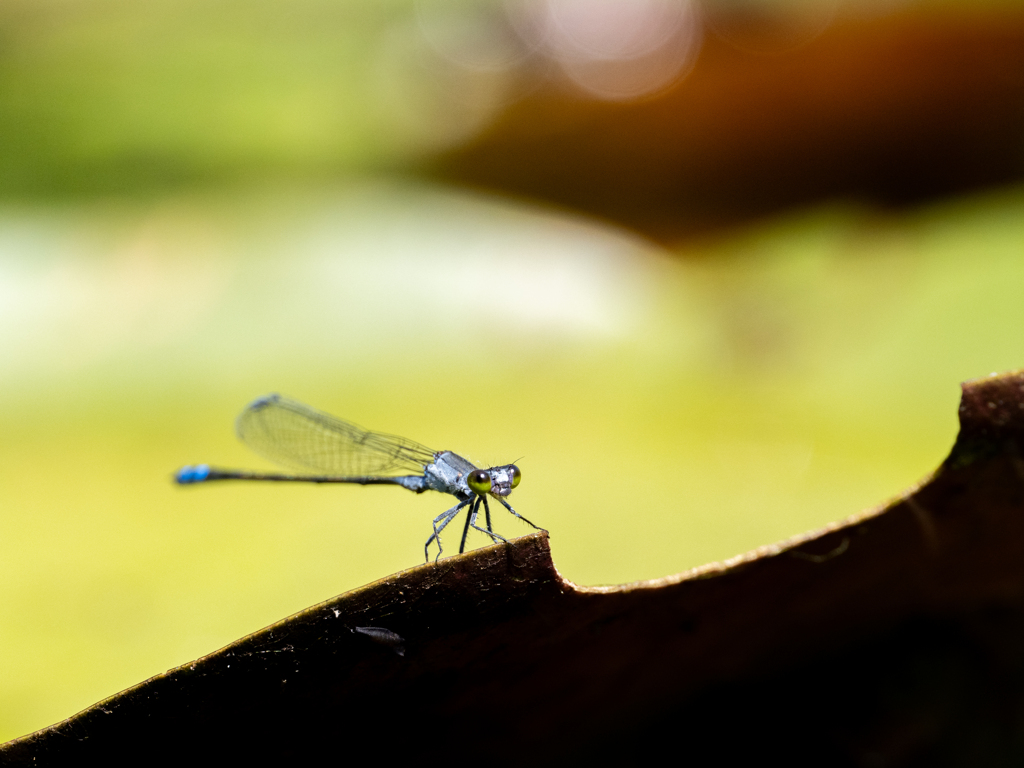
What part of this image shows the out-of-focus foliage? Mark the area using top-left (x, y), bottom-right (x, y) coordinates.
top-left (1, 0), bottom-right (1020, 199)
top-left (0, 0), bottom-right (410, 194)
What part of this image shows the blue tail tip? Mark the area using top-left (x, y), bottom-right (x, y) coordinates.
top-left (175, 464), bottom-right (210, 484)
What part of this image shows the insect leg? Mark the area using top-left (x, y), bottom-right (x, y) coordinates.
top-left (425, 498), bottom-right (471, 563)
top-left (496, 497), bottom-right (546, 533)
top-left (472, 496), bottom-right (506, 545)
top-left (430, 506), bottom-right (463, 563)
top-left (459, 497), bottom-right (479, 554)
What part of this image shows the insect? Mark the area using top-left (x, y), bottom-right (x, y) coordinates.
top-left (175, 394), bottom-right (543, 561)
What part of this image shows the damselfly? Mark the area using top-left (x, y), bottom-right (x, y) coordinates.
top-left (175, 394), bottom-right (543, 561)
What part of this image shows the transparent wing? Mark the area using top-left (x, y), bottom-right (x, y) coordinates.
top-left (235, 394), bottom-right (436, 476)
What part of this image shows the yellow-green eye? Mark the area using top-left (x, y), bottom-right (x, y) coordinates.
top-left (468, 469), bottom-right (491, 494)
top-left (510, 465), bottom-right (522, 489)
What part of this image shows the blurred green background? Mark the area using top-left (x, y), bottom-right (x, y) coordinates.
top-left (3, 0), bottom-right (1024, 744)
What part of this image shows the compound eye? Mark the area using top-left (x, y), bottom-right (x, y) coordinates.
top-left (510, 465), bottom-right (522, 489)
top-left (468, 469), bottom-right (491, 495)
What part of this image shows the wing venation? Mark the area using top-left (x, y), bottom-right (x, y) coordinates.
top-left (235, 394), bottom-right (435, 477)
